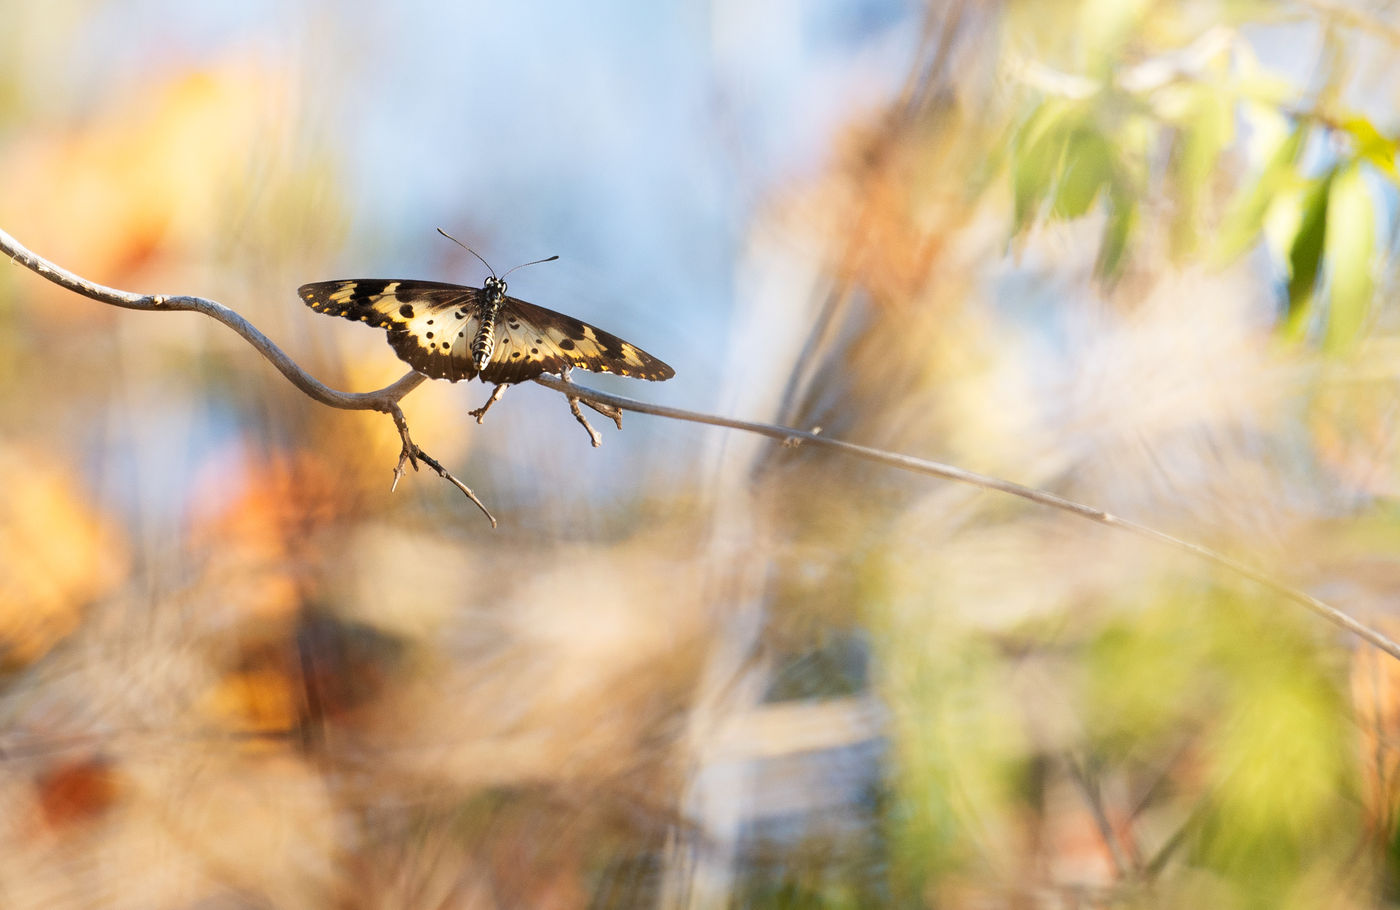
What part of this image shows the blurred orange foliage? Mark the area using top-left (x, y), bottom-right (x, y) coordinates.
top-left (186, 446), bottom-right (352, 624)
top-left (0, 445), bottom-right (128, 669)
top-left (2, 59), bottom-right (290, 312)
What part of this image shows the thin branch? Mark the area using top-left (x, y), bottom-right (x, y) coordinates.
top-left (1064, 753), bottom-right (1138, 879)
top-left (1, 228), bottom-right (428, 410)
top-left (582, 396), bottom-right (624, 429)
top-left (568, 396), bottom-right (604, 447)
top-left (6, 226), bottom-right (1398, 662)
top-left (389, 404), bottom-right (496, 526)
top-left (1300, 0), bottom-right (1400, 48)
top-left (0, 226), bottom-right (487, 514)
top-left (531, 375), bottom-right (1400, 663)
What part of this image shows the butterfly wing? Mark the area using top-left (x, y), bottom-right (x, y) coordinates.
top-left (301, 279), bottom-right (675, 385)
top-left (482, 296), bottom-right (676, 384)
top-left (299, 280), bottom-right (484, 382)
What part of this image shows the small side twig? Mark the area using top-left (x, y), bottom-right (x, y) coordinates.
top-left (568, 396), bottom-right (604, 448)
top-left (783, 425), bottom-right (822, 448)
top-left (582, 397), bottom-right (624, 429)
top-left (389, 405), bottom-right (496, 526)
top-left (558, 365), bottom-right (621, 445)
top-left (1064, 753), bottom-right (1138, 879)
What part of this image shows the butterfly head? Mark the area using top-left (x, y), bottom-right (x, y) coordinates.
top-left (483, 275), bottom-right (507, 302)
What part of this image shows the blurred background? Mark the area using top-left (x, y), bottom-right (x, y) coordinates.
top-left (3, 0), bottom-right (1400, 907)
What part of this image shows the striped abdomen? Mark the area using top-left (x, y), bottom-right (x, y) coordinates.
top-left (471, 277), bottom-right (507, 371)
top-left (471, 305), bottom-right (499, 370)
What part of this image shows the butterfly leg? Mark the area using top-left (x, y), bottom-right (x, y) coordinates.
top-left (469, 383), bottom-right (511, 424)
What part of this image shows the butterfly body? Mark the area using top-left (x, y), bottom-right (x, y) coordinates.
top-left (299, 277), bottom-right (674, 385)
top-left (470, 276), bottom-right (507, 370)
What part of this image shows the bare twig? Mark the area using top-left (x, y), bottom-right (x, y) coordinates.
top-left (0, 228), bottom-right (429, 411)
top-left (389, 405), bottom-right (496, 526)
top-left (531, 375), bottom-right (1400, 663)
top-left (568, 395), bottom-right (604, 448)
top-left (1064, 753), bottom-right (1138, 879)
top-left (557, 365), bottom-right (621, 444)
top-left (783, 425), bottom-right (821, 448)
top-left (582, 397), bottom-right (624, 429)
top-left (0, 226), bottom-right (489, 519)
top-left (1300, 0), bottom-right (1400, 48)
top-left (6, 226), bottom-right (1399, 662)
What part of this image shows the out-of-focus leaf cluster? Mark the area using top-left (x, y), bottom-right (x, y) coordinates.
top-left (1006, 7), bottom-right (1397, 354)
top-left (730, 2), bottom-right (1400, 907)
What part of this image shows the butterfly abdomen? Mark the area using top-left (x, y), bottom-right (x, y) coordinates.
top-left (470, 276), bottom-right (509, 372)
top-left (470, 305), bottom-right (499, 371)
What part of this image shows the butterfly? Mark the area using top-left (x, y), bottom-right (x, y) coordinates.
top-left (299, 264), bottom-right (674, 386)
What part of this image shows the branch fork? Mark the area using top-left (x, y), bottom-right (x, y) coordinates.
top-left (388, 404), bottom-right (496, 526)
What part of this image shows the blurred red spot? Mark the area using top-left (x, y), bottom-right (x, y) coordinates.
top-left (36, 756), bottom-right (120, 830)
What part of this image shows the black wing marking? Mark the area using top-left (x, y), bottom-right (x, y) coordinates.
top-left (299, 280), bottom-right (484, 382)
top-left (301, 279), bottom-right (675, 384)
top-left (482, 296), bottom-right (675, 384)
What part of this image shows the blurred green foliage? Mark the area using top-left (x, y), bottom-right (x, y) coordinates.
top-left (1005, 2), bottom-right (1397, 355)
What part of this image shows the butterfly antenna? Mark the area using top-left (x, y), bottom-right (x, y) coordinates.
top-left (500, 254), bottom-right (560, 281)
top-left (436, 227), bottom-right (498, 280)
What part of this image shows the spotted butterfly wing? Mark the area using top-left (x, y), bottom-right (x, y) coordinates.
top-left (298, 279), bottom-right (675, 384)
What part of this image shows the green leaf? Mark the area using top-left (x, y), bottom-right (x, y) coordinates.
top-left (1215, 124), bottom-right (1305, 266)
top-left (1172, 87), bottom-right (1234, 257)
top-left (1052, 129), bottom-right (1111, 218)
top-left (1096, 177), bottom-right (1137, 280)
top-left (1343, 116), bottom-right (1400, 184)
top-left (1012, 101), bottom-right (1076, 234)
top-left (1323, 163), bottom-right (1376, 353)
top-left (1282, 172), bottom-right (1334, 341)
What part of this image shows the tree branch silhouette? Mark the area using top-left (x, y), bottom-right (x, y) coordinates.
top-left (4, 226), bottom-right (1397, 661)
